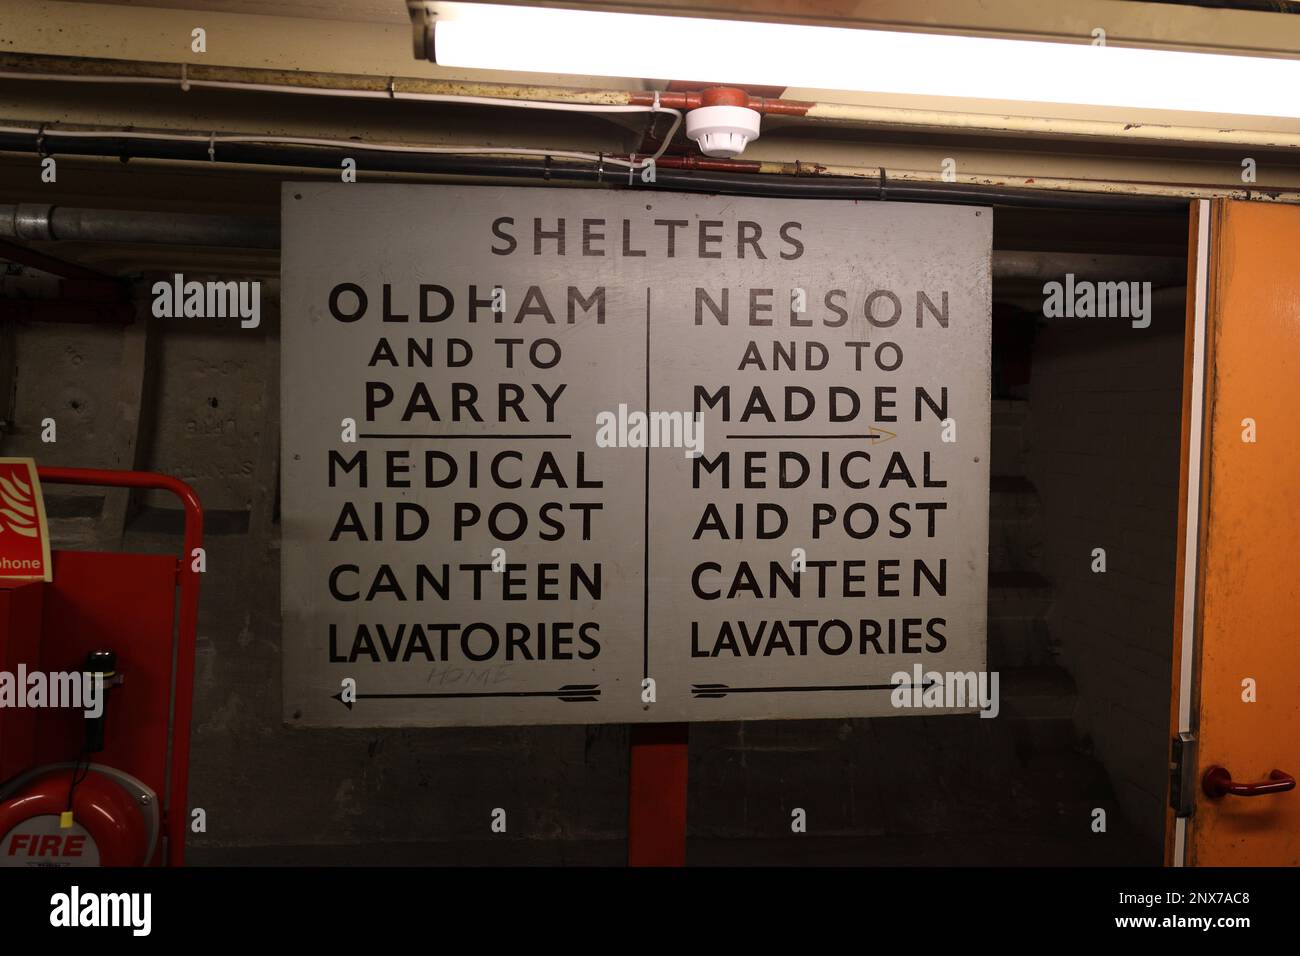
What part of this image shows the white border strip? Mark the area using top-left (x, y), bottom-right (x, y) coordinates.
top-left (1174, 199), bottom-right (1212, 867)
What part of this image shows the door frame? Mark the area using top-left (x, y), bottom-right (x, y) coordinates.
top-left (1166, 198), bottom-right (1211, 866)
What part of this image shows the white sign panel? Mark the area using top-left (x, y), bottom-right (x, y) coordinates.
top-left (281, 183), bottom-right (990, 726)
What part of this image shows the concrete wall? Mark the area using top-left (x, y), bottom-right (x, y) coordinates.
top-left (6, 287), bottom-right (631, 861)
top-left (1025, 287), bottom-right (1185, 845)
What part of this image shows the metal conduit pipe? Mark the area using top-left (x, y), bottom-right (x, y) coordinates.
top-left (993, 251), bottom-right (1187, 284)
top-left (1, 203), bottom-right (279, 248)
top-left (0, 130), bottom-right (1189, 213)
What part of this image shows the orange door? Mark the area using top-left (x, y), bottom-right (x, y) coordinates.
top-left (1169, 199), bottom-right (1300, 866)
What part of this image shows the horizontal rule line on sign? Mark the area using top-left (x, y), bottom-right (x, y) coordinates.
top-left (358, 433), bottom-right (573, 440)
top-left (724, 433), bottom-right (890, 440)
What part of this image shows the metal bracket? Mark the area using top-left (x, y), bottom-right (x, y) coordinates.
top-left (1170, 732), bottom-right (1197, 817)
top-left (407, 1), bottom-right (437, 61)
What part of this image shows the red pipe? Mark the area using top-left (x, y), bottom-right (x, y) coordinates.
top-left (37, 466), bottom-right (203, 867)
top-left (629, 88), bottom-right (813, 116)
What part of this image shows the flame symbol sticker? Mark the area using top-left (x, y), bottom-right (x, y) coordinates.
top-left (0, 471), bottom-right (39, 537)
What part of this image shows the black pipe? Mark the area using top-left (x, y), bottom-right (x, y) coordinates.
top-left (0, 129), bottom-right (1189, 213)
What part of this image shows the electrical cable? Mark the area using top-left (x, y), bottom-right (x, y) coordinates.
top-left (64, 746), bottom-right (91, 822)
top-left (0, 70), bottom-right (683, 170)
top-left (0, 126), bottom-right (1189, 211)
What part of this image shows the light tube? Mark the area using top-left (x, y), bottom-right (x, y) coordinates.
top-left (428, 2), bottom-right (1300, 119)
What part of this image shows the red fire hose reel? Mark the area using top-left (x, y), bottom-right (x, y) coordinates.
top-left (0, 467), bottom-right (203, 868)
top-left (0, 766), bottom-right (158, 867)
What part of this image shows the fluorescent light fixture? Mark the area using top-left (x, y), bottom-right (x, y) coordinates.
top-left (425, 1), bottom-right (1300, 119)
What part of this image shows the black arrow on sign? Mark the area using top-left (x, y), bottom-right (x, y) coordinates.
top-left (333, 684), bottom-right (601, 710)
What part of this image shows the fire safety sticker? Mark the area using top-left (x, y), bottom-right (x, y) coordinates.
top-left (0, 459), bottom-right (51, 584)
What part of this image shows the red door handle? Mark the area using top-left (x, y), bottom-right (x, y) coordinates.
top-left (1202, 766), bottom-right (1296, 799)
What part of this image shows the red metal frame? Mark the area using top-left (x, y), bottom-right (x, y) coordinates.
top-left (36, 466), bottom-right (203, 867)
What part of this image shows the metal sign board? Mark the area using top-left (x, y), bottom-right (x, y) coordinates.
top-left (281, 183), bottom-right (990, 727)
